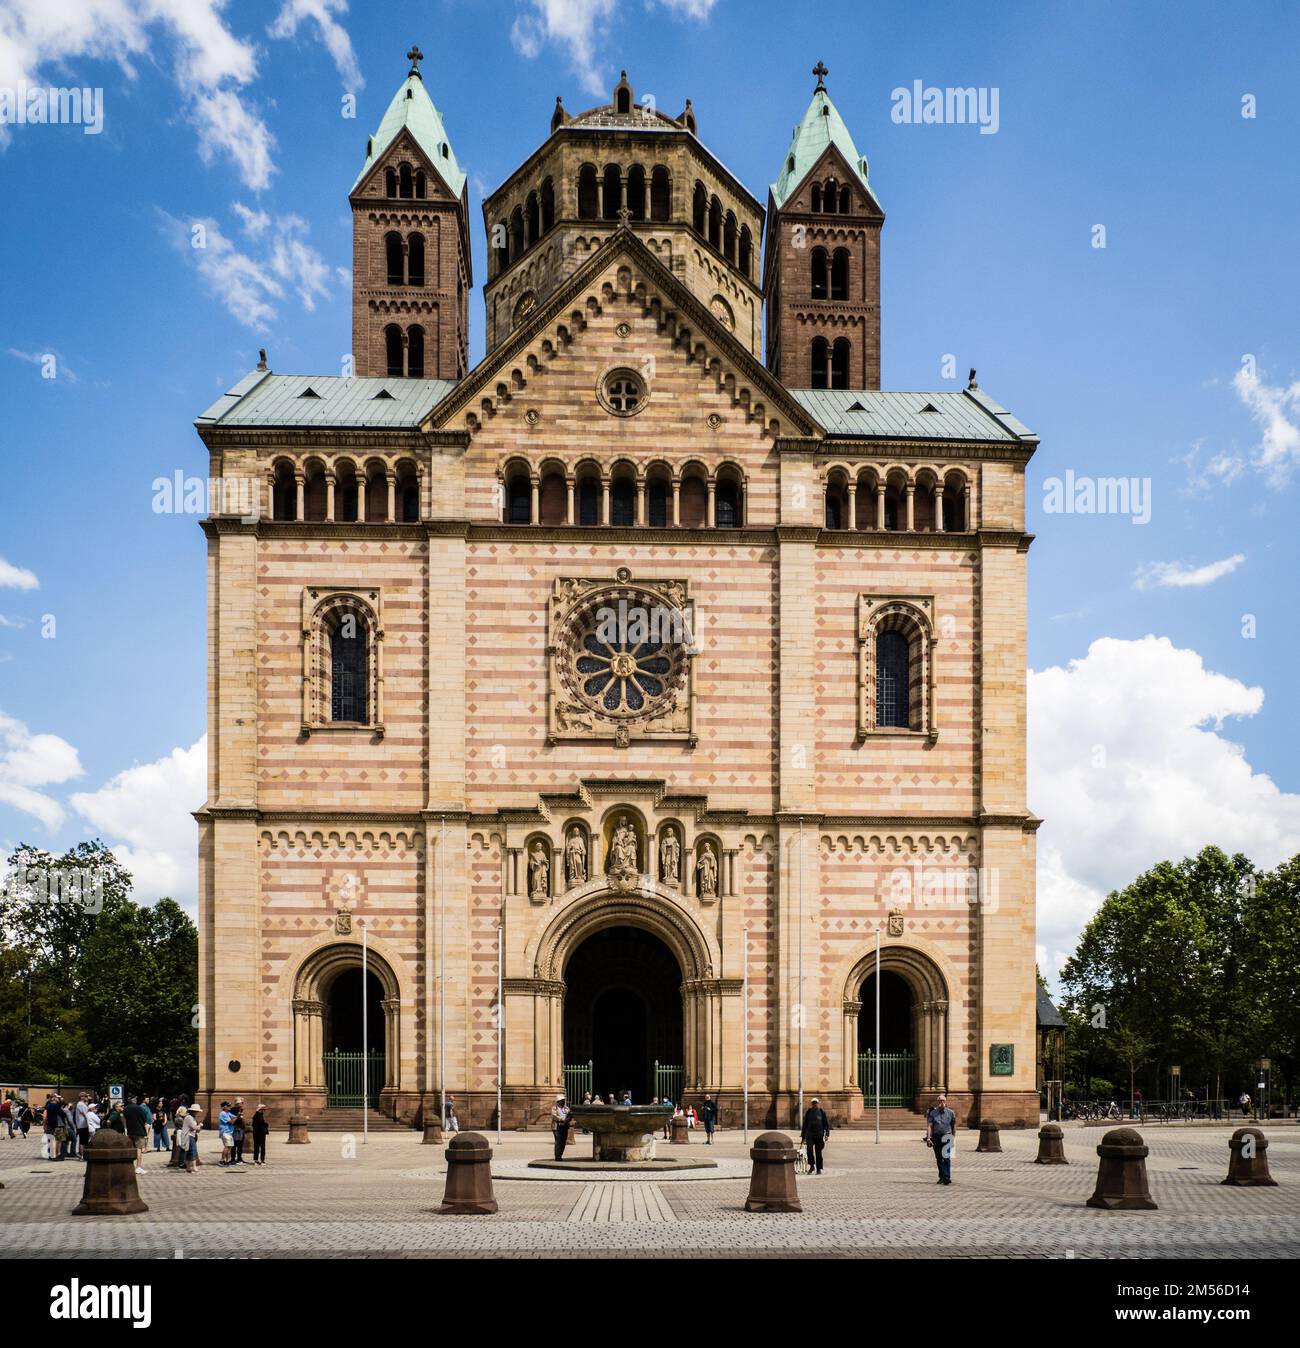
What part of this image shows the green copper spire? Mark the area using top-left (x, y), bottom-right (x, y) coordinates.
top-left (351, 51), bottom-right (466, 198)
top-left (771, 61), bottom-right (876, 209)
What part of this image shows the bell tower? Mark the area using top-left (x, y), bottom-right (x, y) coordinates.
top-left (764, 63), bottom-right (884, 389)
top-left (349, 46), bottom-right (471, 380)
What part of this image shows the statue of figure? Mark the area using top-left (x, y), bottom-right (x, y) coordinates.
top-left (528, 843), bottom-right (550, 899)
top-left (611, 816), bottom-right (638, 873)
top-left (565, 828), bottom-right (587, 885)
top-left (660, 829), bottom-right (681, 885)
top-left (697, 844), bottom-right (718, 897)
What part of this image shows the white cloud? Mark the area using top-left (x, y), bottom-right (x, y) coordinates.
top-left (231, 200), bottom-right (271, 237)
top-left (70, 736), bottom-right (206, 908)
top-left (1029, 636), bottom-right (1300, 975)
top-left (0, 711), bottom-right (83, 830)
top-left (0, 556), bottom-right (39, 590)
top-left (191, 86), bottom-right (276, 191)
top-left (268, 0), bottom-right (363, 89)
top-left (1176, 439), bottom-right (1244, 495)
top-left (1233, 363), bottom-right (1300, 483)
top-left (652, 0), bottom-right (718, 16)
top-left (6, 348), bottom-right (78, 383)
top-left (1134, 553), bottom-right (1245, 590)
top-left (158, 207), bottom-right (333, 330)
top-left (511, 0), bottom-right (617, 96)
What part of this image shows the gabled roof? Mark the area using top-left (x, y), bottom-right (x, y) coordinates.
top-left (351, 72), bottom-right (466, 198)
top-left (1037, 986), bottom-right (1066, 1029)
top-left (196, 372), bottom-right (457, 429)
top-left (790, 388), bottom-right (1036, 443)
top-left (429, 224), bottom-right (820, 438)
top-left (772, 78), bottom-right (876, 210)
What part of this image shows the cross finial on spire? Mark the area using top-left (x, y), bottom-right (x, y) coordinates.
top-left (813, 61), bottom-right (829, 88)
top-left (407, 44), bottom-right (424, 77)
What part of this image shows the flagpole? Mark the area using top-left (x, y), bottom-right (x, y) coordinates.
top-left (797, 817), bottom-right (804, 1128)
top-left (362, 921), bottom-right (369, 1146)
top-left (496, 920), bottom-right (503, 1146)
top-left (742, 924), bottom-right (750, 1145)
top-left (439, 815), bottom-right (446, 1139)
top-left (874, 924), bottom-right (881, 1145)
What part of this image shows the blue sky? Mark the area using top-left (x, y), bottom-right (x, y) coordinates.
top-left (1, 0), bottom-right (1298, 974)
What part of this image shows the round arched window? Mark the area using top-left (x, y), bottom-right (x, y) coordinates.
top-left (599, 368), bottom-right (647, 416)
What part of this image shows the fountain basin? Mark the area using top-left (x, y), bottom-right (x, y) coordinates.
top-left (567, 1104), bottom-right (672, 1162)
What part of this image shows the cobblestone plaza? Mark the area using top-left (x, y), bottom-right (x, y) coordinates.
top-left (5, 1124), bottom-right (1296, 1259)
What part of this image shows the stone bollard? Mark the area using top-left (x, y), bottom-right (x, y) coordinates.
top-left (976, 1119), bottom-right (1002, 1153)
top-left (1035, 1123), bottom-right (1068, 1165)
top-left (71, 1129), bottom-right (148, 1216)
top-left (1086, 1126), bottom-right (1157, 1210)
top-left (743, 1131), bottom-right (802, 1213)
top-left (670, 1116), bottom-right (690, 1146)
top-left (1222, 1127), bottom-right (1277, 1187)
top-left (440, 1132), bottom-right (498, 1214)
top-left (287, 1115), bottom-right (310, 1144)
top-left (421, 1118), bottom-right (443, 1145)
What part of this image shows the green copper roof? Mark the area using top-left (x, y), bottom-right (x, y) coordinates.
top-left (771, 80), bottom-right (876, 210)
top-left (351, 72), bottom-right (466, 198)
top-left (196, 372), bottom-right (457, 429)
top-left (789, 388), bottom-right (1036, 442)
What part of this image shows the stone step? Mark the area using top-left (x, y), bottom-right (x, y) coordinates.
top-left (306, 1111), bottom-right (412, 1133)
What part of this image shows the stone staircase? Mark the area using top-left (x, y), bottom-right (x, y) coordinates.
top-left (310, 1108), bottom-right (412, 1133)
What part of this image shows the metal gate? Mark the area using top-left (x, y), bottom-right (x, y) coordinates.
top-left (563, 1060), bottom-right (592, 1104)
top-left (857, 1051), bottom-right (915, 1107)
top-left (323, 1049), bottom-right (384, 1108)
top-left (654, 1061), bottom-right (683, 1104)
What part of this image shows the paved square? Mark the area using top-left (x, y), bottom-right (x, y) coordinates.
top-left (3, 1123), bottom-right (1296, 1259)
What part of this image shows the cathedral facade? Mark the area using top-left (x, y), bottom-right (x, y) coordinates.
top-left (194, 53), bottom-right (1040, 1129)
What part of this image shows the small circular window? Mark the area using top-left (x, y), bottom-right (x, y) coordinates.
top-left (599, 368), bottom-right (647, 417)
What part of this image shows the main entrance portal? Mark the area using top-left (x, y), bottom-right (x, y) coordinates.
top-left (563, 926), bottom-right (683, 1103)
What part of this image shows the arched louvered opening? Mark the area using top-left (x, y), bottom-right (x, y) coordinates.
top-left (715, 468), bottom-right (743, 528)
top-left (336, 464), bottom-right (360, 523)
top-left (831, 248), bottom-right (849, 301)
top-left (415, 169), bottom-right (426, 199)
top-left (398, 162), bottom-right (413, 199)
top-left (505, 466), bottom-right (532, 524)
top-left (602, 164), bottom-right (622, 220)
top-left (651, 166), bottom-right (670, 222)
top-left (692, 181), bottom-right (707, 234)
top-left (541, 178), bottom-right (556, 232)
top-left (526, 192), bottom-right (540, 246)
top-left (384, 324), bottom-right (403, 378)
top-left (875, 631), bottom-right (910, 729)
top-left (385, 232), bottom-right (404, 285)
top-left (831, 338), bottom-right (851, 389)
top-left (811, 247), bottom-right (828, 300)
top-left (384, 167), bottom-right (397, 197)
top-left (538, 468), bottom-right (567, 526)
top-left (578, 165), bottom-right (599, 220)
top-left (272, 460), bottom-right (296, 521)
top-left (493, 221), bottom-right (509, 274)
top-left (626, 165), bottom-right (646, 220)
top-left (823, 178), bottom-right (838, 213)
top-left (610, 468), bottom-right (636, 527)
top-left (406, 325), bottom-right (425, 379)
top-left (303, 463), bottom-right (327, 522)
top-left (707, 196), bottom-right (721, 249)
top-left (510, 207), bottom-right (525, 262)
top-left (811, 184), bottom-right (822, 212)
top-left (407, 233), bottom-right (425, 287)
top-left (738, 225), bottom-right (752, 278)
top-left (840, 185), bottom-right (851, 214)
top-left (723, 211), bottom-right (737, 263)
top-left (680, 470), bottom-right (707, 528)
top-left (811, 335), bottom-right (829, 389)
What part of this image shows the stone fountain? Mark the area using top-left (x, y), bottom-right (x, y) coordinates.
top-left (526, 1103), bottom-right (717, 1172)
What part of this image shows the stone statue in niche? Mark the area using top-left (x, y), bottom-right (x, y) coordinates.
top-left (610, 816), bottom-right (639, 874)
top-left (660, 828), bottom-right (681, 885)
top-left (528, 843), bottom-right (549, 900)
top-left (696, 844), bottom-right (718, 898)
top-left (565, 828), bottom-right (587, 885)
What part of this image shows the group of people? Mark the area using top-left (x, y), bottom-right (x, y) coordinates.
top-left (550, 1091), bottom-right (722, 1158)
top-left (0, 1089), bottom-right (270, 1175)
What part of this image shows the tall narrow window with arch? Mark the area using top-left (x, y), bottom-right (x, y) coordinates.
top-left (856, 596), bottom-right (937, 741)
top-left (303, 590), bottom-right (384, 735)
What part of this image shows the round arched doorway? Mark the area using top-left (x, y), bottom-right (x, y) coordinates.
top-left (562, 925), bottom-right (683, 1104)
top-left (849, 947), bottom-right (949, 1108)
top-left (858, 971), bottom-right (916, 1106)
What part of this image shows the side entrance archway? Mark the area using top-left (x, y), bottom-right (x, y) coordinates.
top-left (846, 946), bottom-right (949, 1108)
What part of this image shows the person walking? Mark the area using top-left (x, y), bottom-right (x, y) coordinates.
top-left (925, 1093), bottom-right (957, 1186)
top-left (800, 1097), bottom-right (831, 1175)
top-left (217, 1102), bottom-right (234, 1165)
top-left (444, 1095), bottom-right (459, 1133)
top-left (251, 1105), bottom-right (269, 1165)
top-left (124, 1094), bottom-right (149, 1174)
top-left (551, 1094), bottom-right (571, 1161)
top-left (699, 1094), bottom-right (718, 1144)
top-left (179, 1106), bottom-right (203, 1173)
top-left (74, 1094), bottom-right (91, 1158)
top-left (18, 1099), bottom-right (34, 1138)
